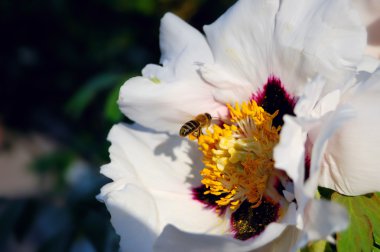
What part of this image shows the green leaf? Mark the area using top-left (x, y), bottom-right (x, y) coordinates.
top-left (374, 245), bottom-right (380, 252)
top-left (363, 196), bottom-right (380, 243)
top-left (104, 84), bottom-right (123, 123)
top-left (108, 0), bottom-right (156, 15)
top-left (300, 240), bottom-right (335, 252)
top-left (30, 150), bottom-right (76, 191)
top-left (65, 73), bottom-right (125, 118)
top-left (30, 150), bottom-right (75, 174)
top-left (332, 192), bottom-right (380, 252)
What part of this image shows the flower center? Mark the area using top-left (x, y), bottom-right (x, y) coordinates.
top-left (197, 100), bottom-right (280, 210)
top-left (190, 76), bottom-right (296, 240)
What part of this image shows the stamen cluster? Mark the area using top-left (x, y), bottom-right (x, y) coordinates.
top-left (197, 101), bottom-right (280, 210)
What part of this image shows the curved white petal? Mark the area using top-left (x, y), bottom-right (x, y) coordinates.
top-left (274, 94), bottom-right (351, 248)
top-left (153, 200), bottom-right (298, 252)
top-left (118, 13), bottom-right (227, 133)
top-left (203, 0), bottom-right (279, 94)
top-left (274, 0), bottom-right (365, 95)
top-left (352, 0), bottom-right (380, 59)
top-left (357, 56), bottom-right (380, 74)
top-left (259, 226), bottom-right (301, 252)
top-left (158, 13), bottom-right (212, 79)
top-left (294, 75), bottom-right (341, 119)
top-left (320, 70), bottom-right (380, 195)
top-left (365, 45), bottom-right (380, 60)
top-left (204, 0), bottom-right (366, 97)
top-left (101, 123), bottom-right (203, 192)
top-left (154, 222), bottom-right (287, 252)
top-left (274, 116), bottom-right (306, 183)
top-left (199, 63), bottom-right (253, 104)
top-left (102, 184), bottom-right (158, 252)
top-left (296, 200), bottom-right (348, 249)
top-left (305, 106), bottom-right (355, 197)
top-left (352, 0), bottom-right (380, 25)
top-left (119, 76), bottom-right (227, 134)
top-left (273, 115), bottom-right (312, 231)
top-left (99, 123), bottom-right (229, 251)
top-left (278, 74), bottom-right (354, 197)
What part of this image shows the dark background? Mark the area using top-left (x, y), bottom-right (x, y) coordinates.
top-left (0, 1), bottom-right (234, 251)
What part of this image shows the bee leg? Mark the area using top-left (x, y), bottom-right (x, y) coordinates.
top-left (192, 128), bottom-right (201, 138)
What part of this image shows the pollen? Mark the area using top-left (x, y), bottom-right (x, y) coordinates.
top-left (197, 100), bottom-right (280, 210)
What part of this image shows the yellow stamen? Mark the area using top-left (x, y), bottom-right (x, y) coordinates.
top-left (197, 100), bottom-right (280, 210)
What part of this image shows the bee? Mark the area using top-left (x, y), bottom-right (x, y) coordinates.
top-left (179, 113), bottom-right (212, 138)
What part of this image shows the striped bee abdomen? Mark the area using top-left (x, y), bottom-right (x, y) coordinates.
top-left (179, 120), bottom-right (200, 137)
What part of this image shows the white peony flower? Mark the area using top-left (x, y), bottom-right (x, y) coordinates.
top-left (98, 0), bottom-right (378, 251)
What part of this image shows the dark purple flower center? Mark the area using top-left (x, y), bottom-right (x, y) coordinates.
top-left (253, 76), bottom-right (296, 127)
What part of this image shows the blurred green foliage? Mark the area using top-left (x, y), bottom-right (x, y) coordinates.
top-left (0, 0), bottom-right (234, 251)
top-left (332, 192), bottom-right (380, 252)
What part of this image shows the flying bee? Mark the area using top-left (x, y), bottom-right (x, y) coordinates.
top-left (179, 113), bottom-right (212, 138)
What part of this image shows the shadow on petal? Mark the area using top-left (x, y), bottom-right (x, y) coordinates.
top-left (183, 141), bottom-right (204, 188)
top-left (154, 134), bottom-right (183, 161)
top-left (152, 131), bottom-right (204, 188)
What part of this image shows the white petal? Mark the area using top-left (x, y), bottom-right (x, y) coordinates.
top-left (97, 178), bottom-right (130, 201)
top-left (118, 14), bottom-right (226, 133)
top-left (274, 118), bottom-right (318, 235)
top-left (280, 202), bottom-right (298, 227)
top-left (274, 116), bottom-right (307, 185)
top-left (204, 0), bottom-right (279, 93)
top-left (199, 63), bottom-right (253, 104)
top-left (101, 123), bottom-right (201, 192)
top-left (119, 76), bottom-right (227, 134)
top-left (274, 0), bottom-right (365, 95)
top-left (283, 190), bottom-right (295, 202)
top-left (159, 13), bottom-right (213, 79)
top-left (273, 115), bottom-right (313, 224)
top-left (305, 106), bottom-right (355, 197)
top-left (153, 195), bottom-right (298, 252)
top-left (258, 226), bottom-right (301, 252)
top-left (100, 126), bottom-right (137, 183)
top-left (102, 184), bottom-right (158, 252)
top-left (320, 70), bottom-right (380, 195)
top-left (204, 0), bottom-right (366, 97)
top-left (154, 191), bottom-right (230, 235)
top-left (352, 0), bottom-right (380, 25)
top-left (154, 222), bottom-right (287, 252)
top-left (280, 72), bottom-right (356, 197)
top-left (365, 44), bottom-right (380, 60)
top-left (352, 0), bottom-right (380, 59)
top-left (99, 123), bottom-right (228, 250)
top-left (274, 107), bottom-right (351, 246)
top-left (356, 56), bottom-right (380, 74)
top-left (298, 200), bottom-right (348, 248)
top-left (294, 75), bottom-right (341, 119)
